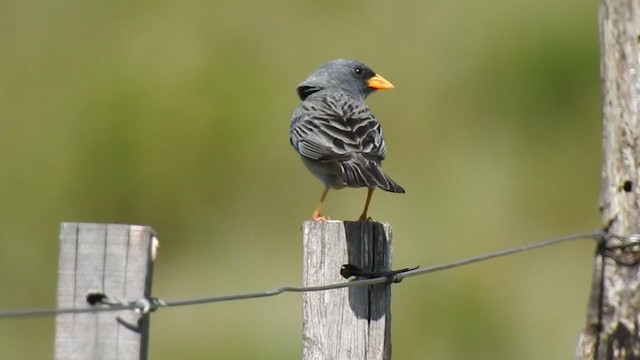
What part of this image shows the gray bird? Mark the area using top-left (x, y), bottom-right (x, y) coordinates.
top-left (290, 59), bottom-right (405, 221)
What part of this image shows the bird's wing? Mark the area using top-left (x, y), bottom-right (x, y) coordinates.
top-left (290, 92), bottom-right (387, 162)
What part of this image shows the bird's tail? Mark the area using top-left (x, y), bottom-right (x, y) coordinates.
top-left (341, 157), bottom-right (405, 193)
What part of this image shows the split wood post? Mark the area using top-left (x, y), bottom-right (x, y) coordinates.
top-left (54, 223), bottom-right (156, 360)
top-left (302, 220), bottom-right (392, 360)
top-left (575, 0), bottom-right (640, 358)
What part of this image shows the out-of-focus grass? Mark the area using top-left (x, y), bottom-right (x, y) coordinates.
top-left (0, 0), bottom-right (600, 359)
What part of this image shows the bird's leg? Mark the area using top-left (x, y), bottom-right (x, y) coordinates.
top-left (358, 187), bottom-right (375, 221)
top-left (312, 186), bottom-right (330, 220)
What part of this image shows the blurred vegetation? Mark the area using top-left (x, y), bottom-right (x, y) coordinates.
top-left (0, 0), bottom-right (600, 359)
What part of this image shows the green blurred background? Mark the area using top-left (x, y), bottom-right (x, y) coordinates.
top-left (0, 0), bottom-right (601, 358)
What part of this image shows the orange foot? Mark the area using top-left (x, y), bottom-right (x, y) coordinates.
top-left (312, 212), bottom-right (330, 221)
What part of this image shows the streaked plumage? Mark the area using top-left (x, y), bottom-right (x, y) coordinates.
top-left (290, 59), bottom-right (405, 220)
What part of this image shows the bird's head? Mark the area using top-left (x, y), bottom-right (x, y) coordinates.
top-left (297, 59), bottom-right (394, 100)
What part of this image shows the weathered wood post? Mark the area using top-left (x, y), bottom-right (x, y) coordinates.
top-left (302, 220), bottom-right (392, 360)
top-left (575, 0), bottom-right (640, 358)
top-left (54, 223), bottom-right (156, 360)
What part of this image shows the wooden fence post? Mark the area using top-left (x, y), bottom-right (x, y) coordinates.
top-left (302, 220), bottom-right (392, 360)
top-left (54, 223), bottom-right (156, 360)
top-left (575, 0), bottom-right (640, 358)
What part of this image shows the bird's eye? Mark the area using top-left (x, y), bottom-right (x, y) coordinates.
top-left (354, 67), bottom-right (363, 75)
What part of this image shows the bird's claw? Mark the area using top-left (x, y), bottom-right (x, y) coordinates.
top-left (312, 213), bottom-right (330, 221)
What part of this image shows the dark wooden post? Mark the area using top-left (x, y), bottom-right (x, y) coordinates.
top-left (575, 0), bottom-right (640, 357)
top-left (302, 221), bottom-right (392, 360)
top-left (54, 223), bottom-right (156, 360)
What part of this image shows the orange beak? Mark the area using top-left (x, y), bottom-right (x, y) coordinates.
top-left (367, 74), bottom-right (395, 90)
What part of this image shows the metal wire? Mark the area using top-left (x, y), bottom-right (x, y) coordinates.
top-left (0, 230), bottom-right (601, 320)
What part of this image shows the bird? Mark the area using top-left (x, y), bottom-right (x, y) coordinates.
top-left (290, 59), bottom-right (405, 221)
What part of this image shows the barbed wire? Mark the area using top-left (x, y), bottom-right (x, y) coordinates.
top-left (0, 230), bottom-right (604, 320)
